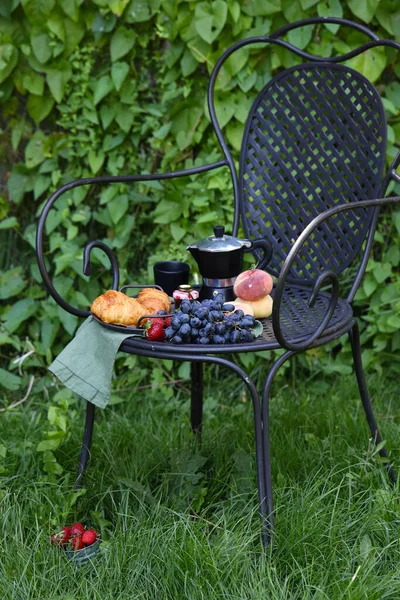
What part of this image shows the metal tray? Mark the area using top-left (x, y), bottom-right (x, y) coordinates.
top-left (92, 315), bottom-right (147, 336)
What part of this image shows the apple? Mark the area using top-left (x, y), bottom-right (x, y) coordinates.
top-left (234, 269), bottom-right (273, 301)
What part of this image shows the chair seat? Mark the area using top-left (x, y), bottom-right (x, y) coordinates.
top-left (120, 285), bottom-right (353, 356)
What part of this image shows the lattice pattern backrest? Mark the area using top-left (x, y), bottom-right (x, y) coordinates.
top-left (239, 63), bottom-right (387, 283)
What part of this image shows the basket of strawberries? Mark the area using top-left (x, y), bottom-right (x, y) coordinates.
top-left (51, 522), bottom-right (100, 566)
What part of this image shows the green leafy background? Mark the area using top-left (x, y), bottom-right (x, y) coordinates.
top-left (0, 0), bottom-right (400, 471)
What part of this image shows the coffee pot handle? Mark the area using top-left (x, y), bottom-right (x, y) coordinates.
top-left (245, 238), bottom-right (273, 270)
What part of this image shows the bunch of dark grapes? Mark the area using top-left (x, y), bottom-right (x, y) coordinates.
top-left (165, 293), bottom-right (257, 345)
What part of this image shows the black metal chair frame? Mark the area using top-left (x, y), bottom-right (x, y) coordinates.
top-left (36, 17), bottom-right (400, 548)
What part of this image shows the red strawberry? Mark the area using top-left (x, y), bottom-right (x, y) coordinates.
top-left (145, 322), bottom-right (165, 342)
top-left (148, 317), bottom-right (164, 327)
top-left (71, 536), bottom-right (84, 551)
top-left (82, 529), bottom-right (98, 547)
top-left (164, 316), bottom-right (172, 327)
top-left (70, 522), bottom-right (85, 536)
top-left (50, 526), bottom-right (71, 546)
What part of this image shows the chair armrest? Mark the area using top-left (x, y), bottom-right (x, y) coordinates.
top-left (272, 196), bottom-right (400, 351)
top-left (36, 162), bottom-right (227, 317)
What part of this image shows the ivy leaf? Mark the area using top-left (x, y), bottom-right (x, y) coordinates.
top-left (375, 0), bottom-right (399, 36)
top-left (46, 62), bottom-right (72, 102)
top-left (170, 222), bottom-right (186, 242)
top-left (92, 12), bottom-right (117, 41)
top-left (59, 0), bottom-right (79, 22)
top-left (93, 75), bottom-right (114, 105)
top-left (100, 104), bottom-right (117, 129)
top-left (47, 12), bottom-right (66, 41)
top-left (109, 0), bottom-right (130, 16)
top-left (349, 48), bottom-right (387, 83)
top-left (8, 164), bottom-right (33, 204)
top-left (27, 92), bottom-right (54, 123)
top-left (0, 267), bottom-right (26, 299)
top-left (0, 368), bottom-right (21, 391)
top-left (34, 174), bottom-right (51, 199)
top-left (348, 0), bottom-right (381, 22)
top-left (181, 49), bottom-right (198, 77)
top-left (241, 0), bottom-right (281, 16)
top-left (125, 0), bottom-right (152, 22)
top-left (227, 0), bottom-right (241, 22)
top-left (88, 150), bottom-right (105, 174)
top-left (224, 47), bottom-right (249, 77)
top-left (347, 0), bottom-right (380, 22)
top-left (0, 217), bottom-right (18, 230)
top-left (25, 131), bottom-right (46, 168)
top-left (300, 0), bottom-right (318, 7)
top-left (110, 27), bottom-right (136, 62)
top-left (194, 1), bottom-right (228, 45)
top-left (0, 44), bottom-right (18, 84)
top-left (22, 70), bottom-right (44, 95)
top-left (108, 194), bottom-right (129, 224)
top-left (103, 132), bottom-right (125, 151)
top-left (288, 26), bottom-right (313, 50)
top-left (214, 95), bottom-right (236, 128)
top-left (63, 18), bottom-right (85, 55)
top-left (317, 0), bottom-right (343, 33)
top-left (3, 298), bottom-right (37, 333)
top-left (115, 107), bottom-right (134, 132)
top-left (111, 61), bottom-right (129, 91)
top-left (21, 0), bottom-right (56, 24)
top-left (30, 31), bottom-right (52, 64)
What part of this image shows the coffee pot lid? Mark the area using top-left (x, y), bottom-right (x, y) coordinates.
top-left (187, 226), bottom-right (251, 253)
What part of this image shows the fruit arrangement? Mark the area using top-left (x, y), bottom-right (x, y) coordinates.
top-left (232, 268), bottom-right (273, 318)
top-left (51, 522), bottom-right (98, 551)
top-left (142, 294), bottom-right (262, 345)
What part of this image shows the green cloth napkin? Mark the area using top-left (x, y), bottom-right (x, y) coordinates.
top-left (49, 316), bottom-right (135, 409)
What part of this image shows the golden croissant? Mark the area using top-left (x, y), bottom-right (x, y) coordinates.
top-left (90, 288), bottom-right (171, 326)
top-left (137, 288), bottom-right (170, 313)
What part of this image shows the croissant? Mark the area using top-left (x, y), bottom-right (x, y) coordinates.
top-left (91, 288), bottom-right (171, 326)
top-left (91, 290), bottom-right (148, 326)
top-left (137, 288), bottom-right (171, 313)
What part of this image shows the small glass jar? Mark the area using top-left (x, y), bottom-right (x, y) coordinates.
top-left (173, 284), bottom-right (199, 308)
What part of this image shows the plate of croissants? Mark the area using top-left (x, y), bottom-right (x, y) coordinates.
top-left (90, 286), bottom-right (172, 334)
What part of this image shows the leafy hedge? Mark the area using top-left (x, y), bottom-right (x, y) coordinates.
top-left (1, 0), bottom-right (400, 414)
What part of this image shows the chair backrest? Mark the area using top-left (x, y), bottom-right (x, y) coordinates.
top-left (207, 18), bottom-right (400, 292)
top-left (239, 63), bottom-right (387, 284)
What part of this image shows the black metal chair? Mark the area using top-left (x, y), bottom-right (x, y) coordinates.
top-left (36, 17), bottom-right (400, 547)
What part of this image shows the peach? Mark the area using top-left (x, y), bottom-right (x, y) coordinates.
top-left (228, 300), bottom-right (255, 316)
top-left (234, 295), bottom-right (273, 319)
top-left (233, 269), bottom-right (273, 301)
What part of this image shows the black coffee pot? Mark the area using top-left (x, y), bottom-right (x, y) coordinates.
top-left (187, 225), bottom-right (272, 301)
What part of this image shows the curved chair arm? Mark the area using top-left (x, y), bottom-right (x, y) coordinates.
top-left (83, 240), bottom-right (120, 287)
top-left (272, 196), bottom-right (400, 351)
top-left (36, 162), bottom-right (227, 317)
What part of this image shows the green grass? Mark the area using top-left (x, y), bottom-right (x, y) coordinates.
top-left (1, 366), bottom-right (400, 599)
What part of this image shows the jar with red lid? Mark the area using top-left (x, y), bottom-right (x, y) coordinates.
top-left (172, 285), bottom-right (199, 308)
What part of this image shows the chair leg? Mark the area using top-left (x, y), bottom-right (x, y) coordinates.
top-left (75, 401), bottom-right (95, 490)
top-left (261, 350), bottom-right (297, 547)
top-left (349, 321), bottom-right (397, 484)
top-left (190, 362), bottom-right (203, 435)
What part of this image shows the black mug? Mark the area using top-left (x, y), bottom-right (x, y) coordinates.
top-left (153, 261), bottom-right (190, 296)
